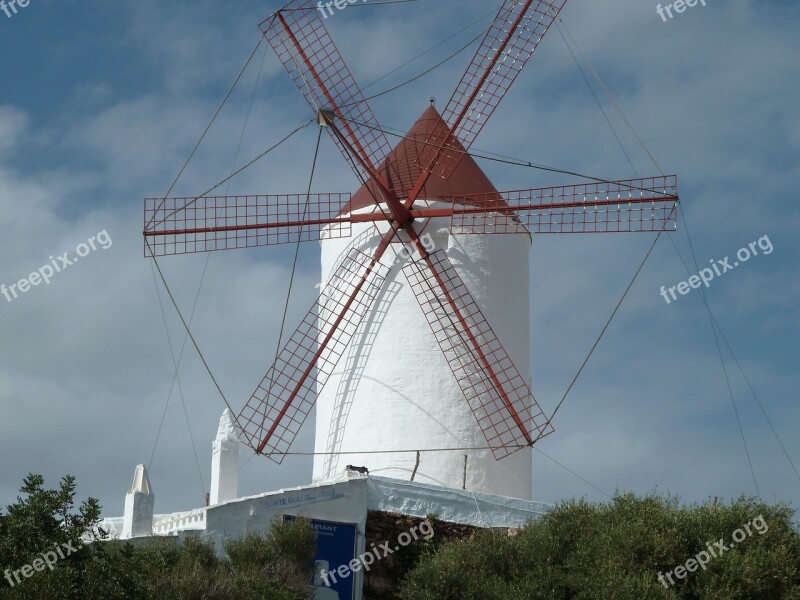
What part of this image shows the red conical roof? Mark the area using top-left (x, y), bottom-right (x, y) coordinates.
top-left (343, 105), bottom-right (500, 213)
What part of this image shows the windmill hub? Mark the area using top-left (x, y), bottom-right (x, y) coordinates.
top-left (316, 109), bottom-right (336, 127)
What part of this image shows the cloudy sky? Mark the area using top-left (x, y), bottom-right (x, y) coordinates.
top-left (0, 0), bottom-right (797, 518)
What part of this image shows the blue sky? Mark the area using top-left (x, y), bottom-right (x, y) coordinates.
top-left (0, 0), bottom-right (798, 517)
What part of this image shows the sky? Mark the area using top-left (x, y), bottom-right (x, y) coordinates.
top-left (0, 0), bottom-right (798, 518)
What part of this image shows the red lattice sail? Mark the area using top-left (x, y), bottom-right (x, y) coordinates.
top-left (446, 176), bottom-right (679, 234)
top-left (418, 0), bottom-right (568, 179)
top-left (403, 250), bottom-right (553, 458)
top-left (262, 2), bottom-right (394, 182)
top-left (144, 194), bottom-right (352, 256)
top-left (237, 248), bottom-right (389, 461)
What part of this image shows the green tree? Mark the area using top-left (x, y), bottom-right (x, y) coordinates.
top-left (0, 473), bottom-right (106, 599)
top-left (222, 518), bottom-right (317, 600)
top-left (399, 492), bottom-right (800, 600)
top-left (0, 474), bottom-right (103, 567)
top-left (0, 474), bottom-right (316, 600)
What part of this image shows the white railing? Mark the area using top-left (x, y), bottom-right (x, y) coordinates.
top-left (152, 508), bottom-right (207, 535)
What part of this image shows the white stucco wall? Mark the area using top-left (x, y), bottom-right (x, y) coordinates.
top-left (367, 476), bottom-right (549, 529)
top-left (210, 409), bottom-right (240, 505)
top-left (313, 202), bottom-right (534, 499)
top-left (204, 476), bottom-right (369, 552)
top-left (205, 476), bottom-right (370, 600)
top-left (101, 473), bottom-right (553, 600)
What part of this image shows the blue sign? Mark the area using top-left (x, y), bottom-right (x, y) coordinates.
top-left (284, 515), bottom-right (358, 600)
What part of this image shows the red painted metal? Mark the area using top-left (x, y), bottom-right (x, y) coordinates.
top-left (413, 0), bottom-right (567, 189)
top-left (403, 250), bottom-right (553, 458)
top-left (262, 3), bottom-right (394, 184)
top-left (143, 194), bottom-right (351, 257)
top-left (383, 215), bottom-right (540, 453)
top-left (141, 151), bottom-right (677, 258)
top-left (237, 248), bottom-right (389, 460)
top-left (446, 176), bottom-right (679, 234)
top-left (326, 120), bottom-right (412, 226)
top-left (345, 105), bottom-right (500, 213)
top-left (143, 0), bottom-right (682, 465)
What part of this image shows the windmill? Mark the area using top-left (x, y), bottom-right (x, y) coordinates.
top-left (143, 0), bottom-right (678, 499)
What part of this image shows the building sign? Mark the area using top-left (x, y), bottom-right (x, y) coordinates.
top-left (284, 515), bottom-right (358, 600)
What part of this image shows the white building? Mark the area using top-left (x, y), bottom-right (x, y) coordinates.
top-left (101, 409), bottom-right (549, 600)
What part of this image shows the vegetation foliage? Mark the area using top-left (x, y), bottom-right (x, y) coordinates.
top-left (3, 475), bottom-right (799, 599)
top-left (0, 474), bottom-right (316, 600)
top-left (398, 492), bottom-right (800, 600)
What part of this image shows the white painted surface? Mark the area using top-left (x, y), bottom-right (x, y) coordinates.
top-left (121, 464), bottom-right (154, 539)
top-left (367, 476), bottom-right (549, 529)
top-left (99, 516), bottom-right (123, 539)
top-left (103, 469), bottom-right (552, 600)
top-left (210, 408), bottom-right (240, 505)
top-left (105, 473), bottom-right (550, 542)
top-left (205, 475), bottom-right (370, 600)
top-left (314, 202), bottom-right (534, 499)
top-left (204, 476), bottom-right (368, 549)
top-left (152, 508), bottom-right (207, 535)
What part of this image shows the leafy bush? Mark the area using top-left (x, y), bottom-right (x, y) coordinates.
top-left (399, 492), bottom-right (800, 600)
top-left (0, 474), bottom-right (316, 600)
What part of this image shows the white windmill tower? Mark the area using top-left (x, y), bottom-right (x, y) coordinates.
top-left (313, 105), bottom-right (538, 498)
top-left (143, 0), bottom-right (678, 500)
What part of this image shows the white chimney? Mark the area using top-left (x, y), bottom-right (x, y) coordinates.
top-left (121, 464), bottom-right (154, 539)
top-left (210, 409), bottom-right (240, 505)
